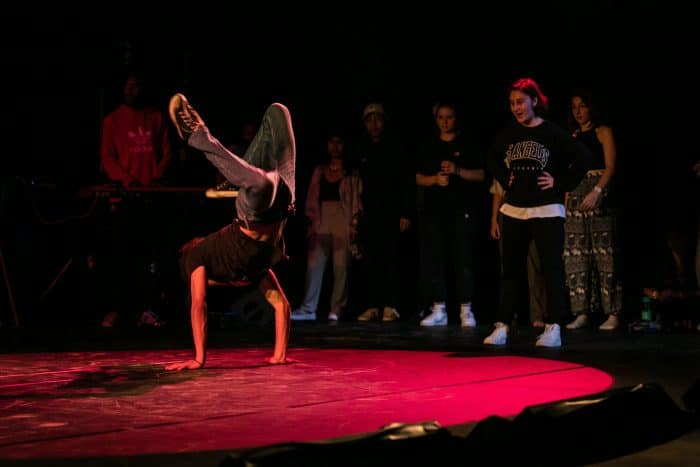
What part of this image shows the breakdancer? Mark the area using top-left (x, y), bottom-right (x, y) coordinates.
top-left (165, 93), bottom-right (295, 370)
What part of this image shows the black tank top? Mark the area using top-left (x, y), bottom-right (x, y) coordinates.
top-left (320, 175), bottom-right (341, 201)
top-left (576, 128), bottom-right (605, 170)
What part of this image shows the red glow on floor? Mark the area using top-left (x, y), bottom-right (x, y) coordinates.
top-left (0, 348), bottom-right (614, 459)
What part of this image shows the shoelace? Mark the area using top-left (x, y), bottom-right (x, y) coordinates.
top-left (212, 181), bottom-right (238, 191)
top-left (178, 105), bottom-right (199, 129)
top-left (178, 112), bottom-right (193, 128)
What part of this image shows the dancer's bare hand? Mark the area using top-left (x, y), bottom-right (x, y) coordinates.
top-left (164, 359), bottom-right (203, 371)
top-left (268, 356), bottom-right (296, 365)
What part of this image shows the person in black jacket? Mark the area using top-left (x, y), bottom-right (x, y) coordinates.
top-left (354, 103), bottom-right (414, 322)
top-left (484, 78), bottom-right (590, 347)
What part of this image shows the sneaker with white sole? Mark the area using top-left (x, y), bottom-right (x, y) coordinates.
top-left (460, 302), bottom-right (476, 328)
top-left (599, 315), bottom-right (619, 331)
top-left (421, 303), bottom-right (447, 326)
top-left (382, 307), bottom-right (400, 322)
top-left (291, 309), bottom-right (316, 321)
top-left (484, 322), bottom-right (508, 345)
top-left (536, 323), bottom-right (562, 347)
top-left (566, 314), bottom-right (589, 329)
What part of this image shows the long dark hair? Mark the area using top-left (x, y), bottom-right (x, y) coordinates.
top-left (568, 89), bottom-right (603, 132)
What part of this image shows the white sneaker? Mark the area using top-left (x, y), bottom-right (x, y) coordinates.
top-left (328, 312), bottom-right (339, 321)
top-left (566, 314), bottom-right (589, 329)
top-left (421, 303), bottom-right (447, 326)
top-left (291, 309), bottom-right (316, 321)
top-left (536, 323), bottom-right (562, 347)
top-left (460, 303), bottom-right (476, 328)
top-left (382, 307), bottom-right (400, 322)
top-left (599, 315), bottom-right (619, 331)
top-left (484, 322), bottom-right (508, 345)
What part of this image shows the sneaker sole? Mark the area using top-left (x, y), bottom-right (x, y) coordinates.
top-left (168, 93), bottom-right (188, 140)
top-left (291, 314), bottom-right (316, 321)
top-left (205, 189), bottom-right (239, 199)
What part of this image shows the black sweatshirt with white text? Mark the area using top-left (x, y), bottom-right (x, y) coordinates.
top-left (487, 121), bottom-right (590, 207)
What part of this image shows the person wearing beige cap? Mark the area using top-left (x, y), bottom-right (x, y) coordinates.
top-left (354, 102), bottom-right (414, 322)
top-left (362, 103), bottom-right (385, 120)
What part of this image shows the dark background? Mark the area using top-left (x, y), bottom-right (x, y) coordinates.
top-left (2, 2), bottom-right (697, 326)
top-left (7, 2), bottom-right (694, 178)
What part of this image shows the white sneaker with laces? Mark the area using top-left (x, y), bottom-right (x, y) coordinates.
top-left (460, 303), bottom-right (476, 328)
top-left (484, 322), bottom-right (508, 345)
top-left (291, 309), bottom-right (316, 321)
top-left (566, 314), bottom-right (589, 329)
top-left (536, 323), bottom-right (561, 347)
top-left (598, 315), bottom-right (619, 331)
top-left (421, 303), bottom-right (447, 326)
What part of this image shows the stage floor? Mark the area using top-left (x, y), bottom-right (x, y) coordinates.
top-left (1, 319), bottom-right (698, 466)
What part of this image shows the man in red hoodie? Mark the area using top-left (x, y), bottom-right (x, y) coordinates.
top-left (97, 71), bottom-right (172, 328)
top-left (101, 72), bottom-right (172, 186)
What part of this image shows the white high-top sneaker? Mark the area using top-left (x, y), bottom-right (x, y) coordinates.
top-left (420, 302), bottom-right (447, 326)
top-left (460, 303), bottom-right (476, 328)
top-left (483, 322), bottom-right (508, 345)
top-left (536, 323), bottom-right (562, 347)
